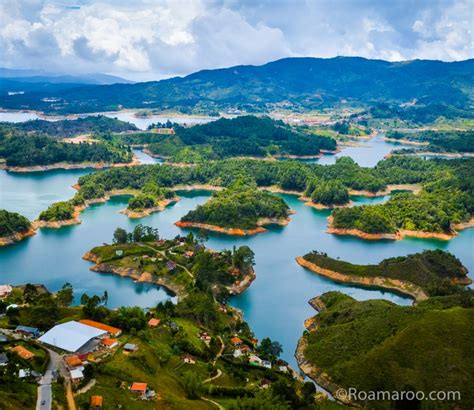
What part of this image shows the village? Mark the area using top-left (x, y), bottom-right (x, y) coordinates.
top-left (0, 233), bottom-right (305, 409)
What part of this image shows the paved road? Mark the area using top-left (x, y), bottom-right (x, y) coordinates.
top-left (36, 349), bottom-right (68, 410)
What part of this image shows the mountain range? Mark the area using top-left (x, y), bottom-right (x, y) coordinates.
top-left (0, 57), bottom-right (472, 116)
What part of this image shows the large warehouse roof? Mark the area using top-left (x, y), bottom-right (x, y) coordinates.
top-left (38, 321), bottom-right (106, 352)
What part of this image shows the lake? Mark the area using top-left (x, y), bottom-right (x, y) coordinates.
top-left (0, 139), bottom-right (472, 370)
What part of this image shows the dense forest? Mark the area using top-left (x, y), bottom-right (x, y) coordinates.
top-left (146, 116), bottom-right (337, 162)
top-left (1, 115), bottom-right (137, 138)
top-left (387, 129), bottom-right (474, 153)
top-left (41, 156), bottom-right (474, 231)
top-left (302, 250), bottom-right (469, 296)
top-left (0, 210), bottom-right (31, 237)
top-left (0, 131), bottom-right (132, 167)
top-left (301, 291), bottom-right (474, 408)
top-left (180, 180), bottom-right (290, 229)
top-left (38, 201), bottom-right (75, 222)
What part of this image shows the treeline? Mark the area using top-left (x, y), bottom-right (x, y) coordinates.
top-left (0, 210), bottom-right (31, 236)
top-left (146, 115), bottom-right (337, 162)
top-left (181, 180), bottom-right (290, 229)
top-left (127, 181), bottom-right (176, 211)
top-left (1, 115), bottom-right (137, 138)
top-left (0, 133), bottom-right (132, 167)
top-left (387, 130), bottom-right (474, 153)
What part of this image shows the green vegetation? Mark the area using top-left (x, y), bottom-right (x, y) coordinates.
top-left (301, 291), bottom-right (474, 408)
top-left (127, 181), bottom-right (176, 211)
top-left (302, 250), bottom-right (470, 296)
top-left (0, 129), bottom-right (132, 167)
top-left (2, 115), bottom-right (137, 138)
top-left (180, 180), bottom-right (290, 229)
top-left (0, 210), bottom-right (31, 237)
top-left (38, 201), bottom-right (75, 222)
top-left (306, 180), bottom-right (350, 206)
top-left (387, 129), bottom-right (474, 153)
top-left (147, 116), bottom-right (336, 162)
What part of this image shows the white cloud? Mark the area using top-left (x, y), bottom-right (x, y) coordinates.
top-left (0, 0), bottom-right (472, 81)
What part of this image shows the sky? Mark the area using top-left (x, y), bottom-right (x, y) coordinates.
top-left (1, 0), bottom-right (473, 81)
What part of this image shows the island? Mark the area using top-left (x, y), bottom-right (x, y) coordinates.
top-left (35, 201), bottom-right (80, 228)
top-left (0, 209), bottom-right (35, 246)
top-left (145, 115), bottom-right (337, 163)
top-left (301, 179), bottom-right (351, 209)
top-left (176, 180), bottom-right (292, 235)
top-left (296, 289), bottom-right (474, 408)
top-left (296, 249), bottom-right (472, 302)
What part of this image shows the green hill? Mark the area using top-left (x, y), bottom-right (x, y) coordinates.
top-left (300, 291), bottom-right (474, 408)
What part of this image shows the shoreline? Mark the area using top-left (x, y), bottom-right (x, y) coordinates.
top-left (295, 256), bottom-right (428, 302)
top-left (348, 184), bottom-right (422, 197)
top-left (119, 198), bottom-right (179, 218)
top-left (82, 251), bottom-right (185, 301)
top-left (384, 137), bottom-right (429, 146)
top-left (175, 216), bottom-right (291, 236)
top-left (326, 216), bottom-right (471, 241)
top-left (299, 197), bottom-right (352, 210)
top-left (0, 154), bottom-right (140, 173)
top-left (0, 228), bottom-right (36, 247)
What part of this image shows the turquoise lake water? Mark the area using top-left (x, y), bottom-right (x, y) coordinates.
top-left (0, 142), bottom-right (472, 369)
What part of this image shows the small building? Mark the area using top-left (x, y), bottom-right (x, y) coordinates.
top-left (279, 365), bottom-right (288, 373)
top-left (249, 355), bottom-right (263, 366)
top-left (70, 368), bottom-right (84, 383)
top-left (170, 322), bottom-right (178, 331)
top-left (90, 395), bottom-right (103, 409)
top-left (11, 345), bottom-right (34, 360)
top-left (148, 318), bottom-right (160, 328)
top-left (15, 325), bottom-right (40, 338)
top-left (0, 353), bottom-right (8, 366)
top-left (0, 334), bottom-right (9, 343)
top-left (0, 285), bottom-right (12, 298)
top-left (115, 250), bottom-right (124, 257)
top-left (199, 332), bottom-right (211, 342)
top-left (230, 337), bottom-right (243, 347)
top-left (262, 360), bottom-right (272, 369)
top-left (79, 319), bottom-right (122, 337)
top-left (151, 128), bottom-right (175, 135)
top-left (184, 251), bottom-right (194, 258)
top-left (260, 379), bottom-right (272, 389)
top-left (181, 354), bottom-right (196, 364)
top-left (166, 261), bottom-right (177, 271)
top-left (240, 344), bottom-right (252, 354)
top-left (233, 349), bottom-right (242, 358)
top-left (123, 343), bottom-right (138, 352)
top-left (65, 355), bottom-right (82, 369)
top-left (101, 338), bottom-right (118, 349)
top-left (130, 382), bottom-right (147, 396)
top-left (229, 267), bottom-right (241, 277)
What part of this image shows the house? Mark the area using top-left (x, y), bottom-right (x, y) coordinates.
top-left (123, 343), bottom-right (138, 352)
top-left (90, 395), bottom-right (103, 409)
top-left (229, 267), bottom-right (241, 277)
top-left (230, 336), bottom-right (243, 347)
top-left (166, 261), bottom-right (177, 271)
top-left (233, 349), bottom-right (242, 358)
top-left (155, 239), bottom-right (166, 246)
top-left (181, 354), bottom-right (196, 364)
top-left (150, 128), bottom-right (175, 135)
top-left (70, 368), bottom-right (84, 383)
top-left (39, 321), bottom-right (107, 353)
top-left (115, 250), bottom-right (124, 257)
top-left (0, 353), bottom-right (8, 366)
top-left (15, 325), bottom-right (40, 338)
top-left (184, 251), bottom-right (194, 258)
top-left (279, 365), bottom-right (288, 373)
top-left (260, 379), bottom-right (272, 389)
top-left (0, 334), bottom-right (9, 343)
top-left (148, 318), bottom-right (160, 328)
top-left (249, 355), bottom-right (263, 366)
top-left (101, 338), bottom-right (118, 349)
top-left (170, 322), bottom-right (178, 330)
top-left (262, 360), bottom-right (272, 369)
top-left (65, 355), bottom-right (82, 368)
top-left (79, 319), bottom-right (122, 337)
top-left (130, 382), bottom-right (147, 396)
top-left (199, 332), bottom-right (211, 342)
top-left (240, 344), bottom-right (252, 354)
top-left (11, 345), bottom-right (34, 360)
top-left (0, 285), bottom-right (12, 298)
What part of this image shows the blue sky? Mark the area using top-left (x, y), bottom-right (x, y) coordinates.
top-left (1, 0), bottom-right (472, 81)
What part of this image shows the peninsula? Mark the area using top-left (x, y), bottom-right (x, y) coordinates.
top-left (296, 250), bottom-right (471, 302)
top-left (0, 209), bottom-right (35, 246)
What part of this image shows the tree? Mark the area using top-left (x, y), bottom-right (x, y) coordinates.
top-left (101, 290), bottom-right (108, 306)
top-left (113, 228), bottom-right (128, 244)
top-left (23, 283), bottom-right (38, 304)
top-left (181, 371), bottom-right (202, 399)
top-left (233, 246), bottom-right (255, 269)
top-left (57, 283), bottom-right (74, 307)
top-left (259, 337), bottom-right (283, 359)
top-left (196, 229), bottom-right (209, 245)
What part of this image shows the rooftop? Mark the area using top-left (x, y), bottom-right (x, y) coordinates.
top-left (130, 382), bottom-right (147, 393)
top-left (11, 345), bottom-right (34, 360)
top-left (79, 319), bottom-right (121, 336)
top-left (38, 321), bottom-right (107, 353)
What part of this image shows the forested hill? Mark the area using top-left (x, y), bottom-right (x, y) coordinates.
top-left (1, 57), bottom-right (473, 115)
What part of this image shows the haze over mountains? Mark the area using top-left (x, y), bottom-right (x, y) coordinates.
top-left (1, 57), bottom-right (472, 116)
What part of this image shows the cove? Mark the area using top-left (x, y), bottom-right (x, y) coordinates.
top-left (0, 146), bottom-right (473, 370)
